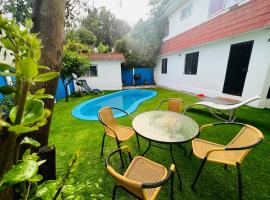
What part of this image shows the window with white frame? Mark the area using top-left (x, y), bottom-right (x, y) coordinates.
top-left (181, 3), bottom-right (192, 20)
top-left (164, 20), bottom-right (169, 38)
top-left (87, 65), bottom-right (98, 77)
top-left (209, 0), bottom-right (245, 16)
top-left (209, 0), bottom-right (224, 16)
top-left (224, 0), bottom-right (242, 8)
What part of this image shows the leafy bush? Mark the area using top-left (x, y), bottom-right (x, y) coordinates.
top-left (66, 28), bottom-right (97, 46)
top-left (64, 39), bottom-right (92, 54)
top-left (61, 51), bottom-right (89, 102)
top-left (97, 42), bottom-right (109, 53)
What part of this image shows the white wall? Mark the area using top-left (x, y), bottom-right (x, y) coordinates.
top-left (76, 60), bottom-right (122, 91)
top-left (0, 44), bottom-right (14, 84)
top-left (164, 0), bottom-right (210, 41)
top-left (164, 0), bottom-right (251, 41)
top-left (155, 29), bottom-right (270, 108)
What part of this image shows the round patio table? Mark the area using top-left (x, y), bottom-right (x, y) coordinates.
top-left (132, 110), bottom-right (199, 189)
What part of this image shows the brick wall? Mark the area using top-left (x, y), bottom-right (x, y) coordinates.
top-left (160, 0), bottom-right (270, 55)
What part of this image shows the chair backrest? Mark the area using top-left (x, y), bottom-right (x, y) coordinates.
top-left (158, 98), bottom-right (186, 113)
top-left (227, 124), bottom-right (264, 163)
top-left (98, 107), bottom-right (119, 137)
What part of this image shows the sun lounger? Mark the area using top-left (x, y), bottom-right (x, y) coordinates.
top-left (76, 79), bottom-right (104, 95)
top-left (187, 95), bottom-right (260, 122)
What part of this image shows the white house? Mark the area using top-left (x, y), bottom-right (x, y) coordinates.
top-left (77, 53), bottom-right (125, 90)
top-left (155, 0), bottom-right (270, 108)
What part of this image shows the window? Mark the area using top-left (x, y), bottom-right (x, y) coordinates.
top-left (181, 3), bottom-right (192, 20)
top-left (267, 87), bottom-right (270, 99)
top-left (164, 21), bottom-right (169, 38)
top-left (161, 58), bottom-right (167, 74)
top-left (209, 0), bottom-right (245, 16)
top-left (209, 0), bottom-right (224, 16)
top-left (184, 52), bottom-right (199, 75)
top-left (87, 65), bottom-right (97, 77)
top-left (224, 0), bottom-right (242, 8)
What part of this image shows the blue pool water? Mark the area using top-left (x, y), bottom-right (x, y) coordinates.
top-left (72, 89), bottom-right (157, 120)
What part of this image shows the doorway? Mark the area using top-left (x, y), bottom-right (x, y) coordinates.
top-left (223, 40), bottom-right (254, 96)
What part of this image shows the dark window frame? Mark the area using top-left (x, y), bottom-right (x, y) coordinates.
top-left (267, 86), bottom-right (270, 99)
top-left (184, 52), bottom-right (199, 75)
top-left (161, 58), bottom-right (168, 74)
top-left (88, 65), bottom-right (98, 77)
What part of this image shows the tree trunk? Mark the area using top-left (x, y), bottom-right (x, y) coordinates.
top-left (65, 85), bottom-right (69, 102)
top-left (0, 131), bottom-right (17, 200)
top-left (31, 0), bottom-right (65, 147)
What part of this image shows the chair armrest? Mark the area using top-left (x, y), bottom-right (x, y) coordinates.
top-left (111, 107), bottom-right (133, 118)
top-left (225, 138), bottom-right (263, 151)
top-left (205, 147), bottom-right (225, 157)
top-left (200, 122), bottom-right (245, 132)
top-left (105, 145), bottom-right (132, 167)
top-left (142, 164), bottom-right (175, 188)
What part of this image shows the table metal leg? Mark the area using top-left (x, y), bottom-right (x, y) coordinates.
top-left (170, 144), bottom-right (182, 190)
top-left (178, 144), bottom-right (187, 156)
top-left (142, 140), bottom-right (152, 156)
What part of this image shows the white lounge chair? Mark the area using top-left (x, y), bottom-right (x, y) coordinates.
top-left (187, 95), bottom-right (260, 122)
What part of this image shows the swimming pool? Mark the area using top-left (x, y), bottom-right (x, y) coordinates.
top-left (72, 89), bottom-right (157, 120)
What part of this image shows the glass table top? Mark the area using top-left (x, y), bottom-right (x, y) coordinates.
top-left (132, 111), bottom-right (199, 143)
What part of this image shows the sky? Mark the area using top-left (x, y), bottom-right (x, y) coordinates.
top-left (88, 0), bottom-right (151, 26)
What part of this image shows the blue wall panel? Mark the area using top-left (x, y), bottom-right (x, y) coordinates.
top-left (134, 68), bottom-right (154, 85)
top-left (0, 77), bottom-right (7, 99)
top-left (55, 79), bottom-right (66, 101)
top-left (121, 68), bottom-right (133, 86)
top-left (121, 67), bottom-right (154, 86)
top-left (69, 81), bottom-right (75, 94)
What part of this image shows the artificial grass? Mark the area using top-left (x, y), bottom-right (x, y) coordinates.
top-left (49, 88), bottom-right (270, 199)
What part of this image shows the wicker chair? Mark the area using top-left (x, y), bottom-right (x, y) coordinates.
top-left (98, 107), bottom-right (140, 167)
top-left (190, 122), bottom-right (264, 200)
top-left (106, 146), bottom-right (175, 200)
top-left (157, 98), bottom-right (187, 113)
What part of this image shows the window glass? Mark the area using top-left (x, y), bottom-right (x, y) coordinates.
top-left (209, 0), bottom-right (224, 16)
top-left (161, 58), bottom-right (167, 74)
top-left (181, 3), bottom-right (192, 20)
top-left (184, 52), bottom-right (199, 75)
top-left (164, 21), bottom-right (169, 38)
top-left (88, 65), bottom-right (97, 77)
top-left (224, 0), bottom-right (244, 8)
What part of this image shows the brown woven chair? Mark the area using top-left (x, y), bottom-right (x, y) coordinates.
top-left (106, 146), bottom-right (175, 200)
top-left (190, 122), bottom-right (264, 200)
top-left (98, 107), bottom-right (140, 167)
top-left (157, 98), bottom-right (187, 113)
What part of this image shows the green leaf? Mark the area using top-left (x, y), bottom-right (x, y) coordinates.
top-left (8, 125), bottom-right (39, 134)
top-left (33, 94), bottom-right (54, 100)
top-left (62, 185), bottom-right (75, 194)
top-left (17, 57), bottom-right (38, 79)
top-left (38, 65), bottom-right (50, 70)
top-left (0, 72), bottom-right (16, 76)
top-left (37, 160), bottom-right (46, 166)
top-left (0, 63), bottom-right (13, 71)
top-left (9, 106), bottom-right (17, 124)
top-left (0, 85), bottom-right (15, 95)
top-left (1, 38), bottom-right (15, 51)
top-left (9, 99), bottom-right (44, 125)
top-left (36, 180), bottom-right (59, 200)
top-left (35, 88), bottom-right (45, 95)
top-left (23, 150), bottom-right (39, 162)
top-left (21, 137), bottom-right (40, 147)
top-left (28, 174), bottom-right (43, 183)
top-left (0, 160), bottom-right (38, 187)
top-left (33, 72), bottom-right (59, 82)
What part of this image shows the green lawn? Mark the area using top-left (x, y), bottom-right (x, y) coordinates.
top-left (49, 88), bottom-right (270, 199)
